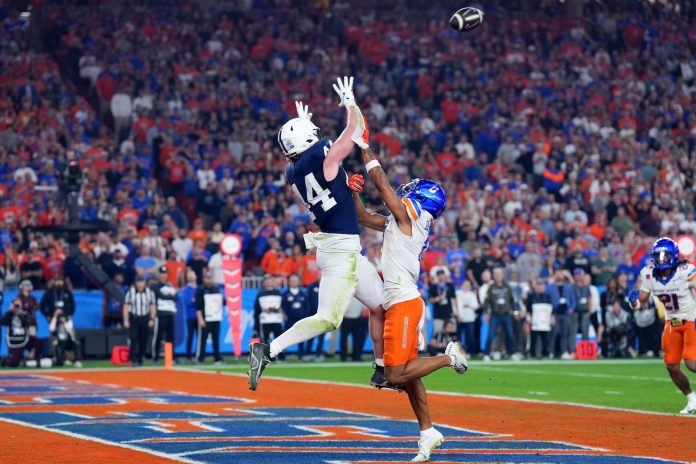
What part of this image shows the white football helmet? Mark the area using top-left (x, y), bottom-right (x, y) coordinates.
top-left (277, 117), bottom-right (321, 161)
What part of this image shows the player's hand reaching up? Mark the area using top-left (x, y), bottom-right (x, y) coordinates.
top-left (333, 76), bottom-right (356, 108)
top-left (295, 101), bottom-right (312, 120)
top-left (347, 173), bottom-right (364, 192)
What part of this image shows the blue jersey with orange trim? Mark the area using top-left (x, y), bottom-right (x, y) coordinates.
top-left (639, 262), bottom-right (696, 320)
top-left (286, 139), bottom-right (359, 235)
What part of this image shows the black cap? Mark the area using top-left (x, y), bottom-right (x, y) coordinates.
top-left (159, 265), bottom-right (168, 273)
top-left (135, 275), bottom-right (145, 282)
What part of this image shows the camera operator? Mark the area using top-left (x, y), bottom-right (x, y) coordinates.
top-left (40, 276), bottom-right (75, 321)
top-left (1, 299), bottom-right (43, 367)
top-left (49, 309), bottom-right (82, 367)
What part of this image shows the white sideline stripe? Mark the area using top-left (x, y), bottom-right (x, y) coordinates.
top-left (186, 369), bottom-right (696, 419)
top-left (0, 417), bottom-right (198, 463)
top-left (475, 366), bottom-right (673, 382)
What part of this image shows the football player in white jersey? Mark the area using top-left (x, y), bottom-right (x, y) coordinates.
top-left (248, 77), bottom-right (391, 391)
top-left (628, 237), bottom-right (696, 414)
top-left (349, 140), bottom-right (468, 462)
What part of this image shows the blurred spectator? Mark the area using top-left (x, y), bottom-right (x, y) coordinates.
top-left (483, 268), bottom-right (518, 361)
top-left (135, 246), bottom-right (159, 281)
top-left (591, 247), bottom-right (617, 286)
top-left (196, 272), bottom-right (224, 364)
top-left (40, 276), bottom-right (75, 321)
top-left (526, 279), bottom-right (553, 359)
top-left (455, 280), bottom-right (478, 355)
top-left (516, 242), bottom-right (543, 284)
top-left (187, 241), bottom-right (210, 284)
top-left (49, 309), bottom-right (82, 367)
top-left (633, 295), bottom-right (661, 358)
top-left (428, 269), bottom-right (457, 336)
top-left (572, 269), bottom-right (592, 344)
top-left (151, 265), bottom-right (179, 363)
top-left (253, 276), bottom-right (284, 358)
top-left (16, 280), bottom-right (38, 336)
top-left (605, 299), bottom-right (631, 358)
top-left (282, 274), bottom-right (310, 360)
top-left (428, 320), bottom-right (457, 357)
top-left (340, 298), bottom-right (368, 362)
top-left (1, 299), bottom-right (43, 367)
top-left (546, 269), bottom-right (576, 359)
top-left (102, 273), bottom-right (126, 328)
top-left (180, 271), bottom-right (199, 362)
top-left (20, 250), bottom-right (44, 290)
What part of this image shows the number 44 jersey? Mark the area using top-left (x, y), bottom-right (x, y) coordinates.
top-left (639, 263), bottom-right (696, 321)
top-left (285, 139), bottom-right (359, 235)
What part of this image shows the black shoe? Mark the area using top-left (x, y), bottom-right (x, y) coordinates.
top-left (248, 342), bottom-right (272, 391)
top-left (370, 364), bottom-right (405, 392)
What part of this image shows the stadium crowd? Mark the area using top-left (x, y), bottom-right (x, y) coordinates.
top-left (1, 0), bottom-right (696, 364)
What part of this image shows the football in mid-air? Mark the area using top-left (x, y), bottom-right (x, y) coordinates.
top-left (449, 7), bottom-right (484, 32)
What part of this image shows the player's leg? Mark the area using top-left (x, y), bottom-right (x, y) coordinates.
top-left (353, 254), bottom-right (385, 359)
top-left (662, 322), bottom-right (695, 413)
top-left (269, 252), bottom-right (357, 357)
top-left (385, 298), bottom-right (467, 385)
top-left (249, 250), bottom-right (357, 390)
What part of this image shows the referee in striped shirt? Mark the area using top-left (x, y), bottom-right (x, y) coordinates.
top-left (123, 275), bottom-right (156, 366)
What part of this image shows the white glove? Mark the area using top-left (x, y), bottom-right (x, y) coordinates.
top-left (295, 101), bottom-right (312, 120)
top-left (332, 76), bottom-right (356, 108)
top-left (351, 106), bottom-right (370, 149)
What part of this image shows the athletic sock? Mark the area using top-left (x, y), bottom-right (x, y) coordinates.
top-left (269, 341), bottom-right (281, 359)
top-left (448, 354), bottom-right (456, 366)
top-left (420, 427), bottom-right (436, 439)
top-left (375, 358), bottom-right (384, 367)
top-left (687, 392), bottom-right (696, 402)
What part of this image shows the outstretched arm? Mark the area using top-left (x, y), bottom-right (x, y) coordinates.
top-left (323, 105), bottom-right (358, 181)
top-left (362, 148), bottom-right (411, 232)
top-left (352, 191), bottom-right (387, 231)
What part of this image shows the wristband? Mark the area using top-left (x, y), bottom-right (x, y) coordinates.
top-left (365, 160), bottom-right (381, 172)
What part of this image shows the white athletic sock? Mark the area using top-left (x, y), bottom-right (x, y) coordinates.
top-left (448, 354), bottom-right (456, 366)
top-left (375, 358), bottom-right (384, 367)
top-left (687, 392), bottom-right (696, 402)
top-left (269, 341), bottom-right (281, 359)
top-left (420, 427), bottom-right (436, 438)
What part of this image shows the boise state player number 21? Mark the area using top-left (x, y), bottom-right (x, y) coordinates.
top-left (628, 237), bottom-right (696, 415)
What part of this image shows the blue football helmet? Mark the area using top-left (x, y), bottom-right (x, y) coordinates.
top-left (651, 237), bottom-right (679, 270)
top-left (395, 178), bottom-right (447, 219)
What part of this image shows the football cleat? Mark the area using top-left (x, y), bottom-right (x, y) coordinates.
top-left (411, 428), bottom-right (445, 462)
top-left (248, 342), bottom-right (272, 391)
top-left (445, 341), bottom-right (468, 374)
top-left (370, 364), bottom-right (405, 392)
top-left (679, 400), bottom-right (696, 415)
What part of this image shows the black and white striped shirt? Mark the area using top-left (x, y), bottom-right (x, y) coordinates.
top-left (124, 287), bottom-right (156, 317)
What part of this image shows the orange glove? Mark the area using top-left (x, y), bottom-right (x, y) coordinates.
top-left (348, 173), bottom-right (365, 192)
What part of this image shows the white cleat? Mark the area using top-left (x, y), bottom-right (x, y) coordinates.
top-left (445, 341), bottom-right (468, 374)
top-left (679, 401), bottom-right (696, 415)
top-left (411, 428), bottom-right (444, 462)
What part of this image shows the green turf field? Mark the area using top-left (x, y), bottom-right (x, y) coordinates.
top-left (203, 359), bottom-right (696, 414)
